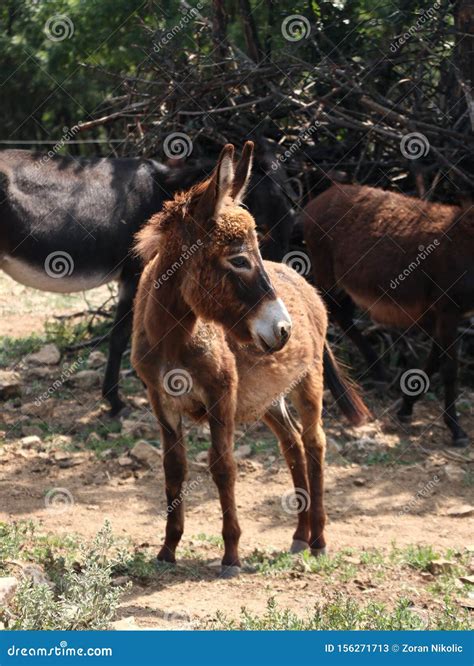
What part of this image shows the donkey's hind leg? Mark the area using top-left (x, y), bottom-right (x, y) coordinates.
top-left (292, 371), bottom-right (327, 556)
top-left (102, 271), bottom-right (139, 416)
top-left (263, 399), bottom-right (310, 552)
top-left (327, 291), bottom-right (386, 383)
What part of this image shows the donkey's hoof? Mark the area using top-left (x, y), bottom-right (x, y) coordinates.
top-left (452, 435), bottom-right (469, 448)
top-left (397, 411), bottom-right (412, 424)
top-left (311, 547), bottom-right (327, 557)
top-left (290, 539), bottom-right (310, 554)
top-left (219, 565), bottom-right (241, 579)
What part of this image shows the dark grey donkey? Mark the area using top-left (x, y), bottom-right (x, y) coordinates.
top-left (0, 148), bottom-right (295, 415)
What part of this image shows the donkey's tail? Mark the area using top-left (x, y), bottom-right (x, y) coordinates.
top-left (323, 342), bottom-right (371, 426)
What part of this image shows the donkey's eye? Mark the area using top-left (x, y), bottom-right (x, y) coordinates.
top-left (229, 256), bottom-right (251, 270)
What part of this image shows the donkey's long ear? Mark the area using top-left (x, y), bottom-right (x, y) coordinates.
top-left (195, 144), bottom-right (235, 223)
top-left (231, 141), bottom-right (254, 204)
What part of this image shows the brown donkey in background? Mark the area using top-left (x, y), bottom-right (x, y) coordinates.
top-left (304, 183), bottom-right (474, 447)
top-left (132, 143), bottom-right (369, 577)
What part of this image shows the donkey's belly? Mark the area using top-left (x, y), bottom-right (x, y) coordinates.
top-left (0, 255), bottom-right (120, 293)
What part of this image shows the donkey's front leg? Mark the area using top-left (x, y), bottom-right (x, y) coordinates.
top-left (208, 405), bottom-right (241, 578)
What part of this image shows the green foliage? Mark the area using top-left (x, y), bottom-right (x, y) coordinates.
top-left (2, 522), bottom-right (128, 630)
top-left (209, 596), bottom-right (472, 631)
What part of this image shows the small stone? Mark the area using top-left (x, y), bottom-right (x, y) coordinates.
top-left (353, 477), bottom-right (366, 486)
top-left (87, 351), bottom-right (107, 369)
top-left (130, 440), bottom-right (162, 468)
top-left (111, 575), bottom-right (130, 587)
top-left (26, 344), bottom-right (61, 366)
top-left (21, 401), bottom-right (55, 417)
top-left (121, 419), bottom-right (156, 439)
top-left (234, 444), bottom-right (252, 459)
top-left (195, 450), bottom-right (208, 463)
top-left (0, 371), bottom-right (22, 400)
top-left (21, 425), bottom-right (43, 439)
top-left (70, 370), bottom-right (101, 390)
top-left (444, 464), bottom-right (465, 482)
top-left (26, 367), bottom-right (54, 380)
top-left (0, 577), bottom-right (18, 605)
top-left (458, 575), bottom-right (474, 585)
top-left (446, 505), bottom-right (474, 518)
top-left (428, 559), bottom-right (457, 575)
top-left (111, 616), bottom-right (141, 630)
top-left (20, 435), bottom-right (42, 449)
top-left (118, 455), bottom-right (133, 467)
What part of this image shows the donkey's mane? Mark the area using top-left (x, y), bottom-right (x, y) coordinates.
top-left (135, 176), bottom-right (255, 264)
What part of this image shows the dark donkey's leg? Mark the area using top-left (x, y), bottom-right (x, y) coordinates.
top-left (436, 307), bottom-right (469, 447)
top-left (397, 340), bottom-right (441, 422)
top-left (102, 267), bottom-right (140, 415)
top-left (263, 399), bottom-right (310, 552)
top-left (292, 371), bottom-right (327, 556)
top-left (327, 291), bottom-right (387, 383)
top-left (207, 401), bottom-right (241, 578)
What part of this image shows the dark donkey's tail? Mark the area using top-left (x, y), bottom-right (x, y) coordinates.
top-left (323, 342), bottom-right (371, 426)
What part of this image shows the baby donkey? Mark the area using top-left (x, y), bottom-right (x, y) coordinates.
top-left (132, 142), bottom-right (369, 577)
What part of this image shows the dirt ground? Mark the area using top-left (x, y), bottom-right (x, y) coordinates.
top-left (0, 273), bottom-right (473, 629)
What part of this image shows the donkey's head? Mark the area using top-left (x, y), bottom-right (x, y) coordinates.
top-left (169, 142), bottom-right (292, 352)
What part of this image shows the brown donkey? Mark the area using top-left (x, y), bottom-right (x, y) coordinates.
top-left (303, 183), bottom-right (474, 447)
top-left (132, 143), bottom-right (369, 577)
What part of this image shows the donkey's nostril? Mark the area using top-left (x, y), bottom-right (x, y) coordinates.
top-left (278, 320), bottom-right (292, 344)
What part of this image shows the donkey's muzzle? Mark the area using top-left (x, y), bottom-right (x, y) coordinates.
top-left (251, 298), bottom-right (292, 353)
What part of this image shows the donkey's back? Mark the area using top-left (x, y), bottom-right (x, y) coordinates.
top-left (304, 184), bottom-right (474, 325)
top-left (0, 150), bottom-right (166, 292)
